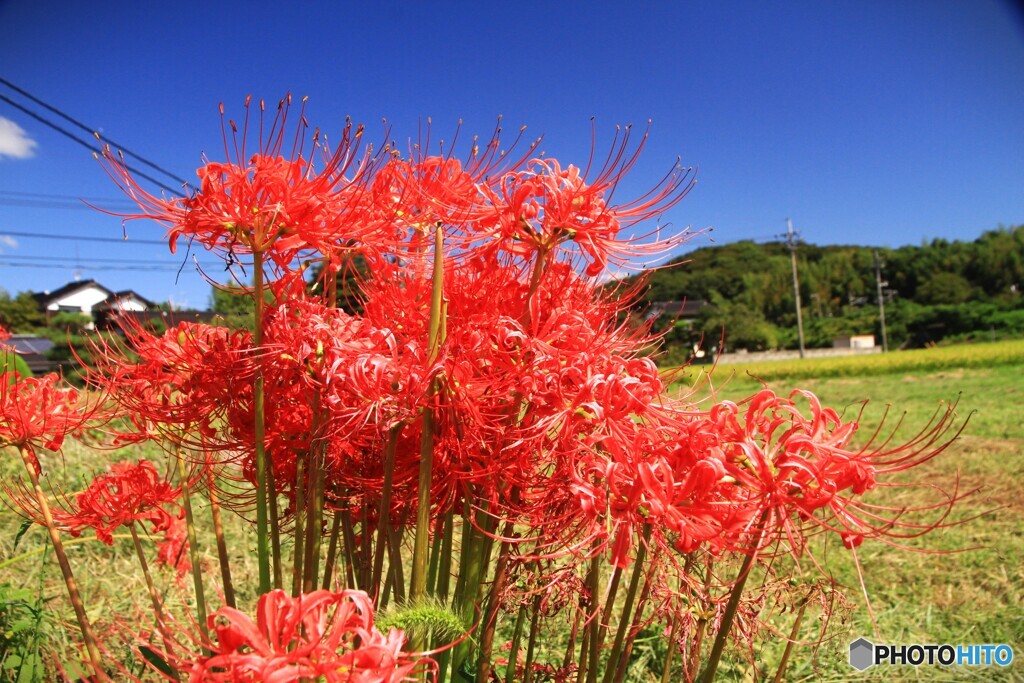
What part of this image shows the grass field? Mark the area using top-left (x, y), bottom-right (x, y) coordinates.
top-left (1, 341), bottom-right (1021, 681)
top-left (676, 341), bottom-right (1024, 681)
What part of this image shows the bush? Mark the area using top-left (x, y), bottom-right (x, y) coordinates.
top-left (1, 350), bottom-right (31, 380)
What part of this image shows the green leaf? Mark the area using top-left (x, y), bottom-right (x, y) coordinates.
top-left (12, 521), bottom-right (31, 551)
top-left (139, 645), bottom-right (176, 678)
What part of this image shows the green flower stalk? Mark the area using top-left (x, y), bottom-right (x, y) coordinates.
top-left (410, 224), bottom-right (446, 615)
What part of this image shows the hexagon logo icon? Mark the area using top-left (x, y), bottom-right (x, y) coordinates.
top-left (849, 638), bottom-right (875, 671)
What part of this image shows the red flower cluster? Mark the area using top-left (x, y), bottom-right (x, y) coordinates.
top-left (179, 589), bottom-right (425, 682)
top-left (92, 103), bottom-right (963, 571)
top-left (100, 96), bottom-right (378, 267)
top-left (57, 459), bottom-right (182, 545)
top-left (155, 516), bottom-right (192, 577)
top-left (82, 100), bottom-right (964, 681)
top-left (0, 373), bottom-right (91, 469)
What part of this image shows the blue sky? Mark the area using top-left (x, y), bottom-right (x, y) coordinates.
top-left (1, 1), bottom-right (1022, 310)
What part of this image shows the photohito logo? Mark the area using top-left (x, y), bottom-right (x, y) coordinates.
top-left (849, 638), bottom-right (1014, 671)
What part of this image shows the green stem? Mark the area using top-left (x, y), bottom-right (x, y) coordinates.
top-left (252, 249), bottom-right (271, 594)
top-left (17, 447), bottom-right (106, 680)
top-left (371, 428), bottom-right (401, 598)
top-left (575, 613), bottom-right (591, 683)
top-left (175, 453), bottom-right (208, 641)
top-left (427, 515), bottom-right (445, 595)
top-left (207, 470), bottom-right (235, 608)
top-left (563, 600), bottom-right (584, 669)
top-left (613, 561), bottom-right (655, 683)
top-left (291, 455), bottom-right (307, 596)
top-left (451, 503), bottom-right (495, 679)
top-left (771, 595), bottom-right (810, 683)
top-left (387, 523), bottom-right (407, 605)
top-left (597, 565), bottom-right (623, 659)
top-left (699, 515), bottom-right (768, 683)
top-left (410, 224), bottom-right (446, 622)
top-left (602, 525), bottom-right (651, 683)
top-left (302, 443), bottom-right (326, 593)
top-left (321, 511), bottom-right (343, 590)
top-left (522, 593), bottom-right (543, 683)
top-left (503, 600), bottom-right (529, 683)
top-left (129, 523), bottom-right (180, 682)
top-left (660, 615), bottom-right (680, 683)
top-left (340, 508), bottom-right (358, 590)
top-left (522, 249), bottom-right (548, 328)
top-left (585, 553), bottom-right (603, 683)
top-left (435, 510), bottom-right (455, 601)
top-left (687, 560), bottom-right (713, 682)
top-left (477, 516), bottom-right (518, 682)
top-left (268, 463), bottom-right (283, 590)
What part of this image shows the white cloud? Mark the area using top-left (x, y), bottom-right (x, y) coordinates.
top-left (0, 235), bottom-right (17, 249)
top-left (0, 117), bottom-right (38, 159)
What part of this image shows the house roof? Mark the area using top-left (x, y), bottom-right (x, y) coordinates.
top-left (7, 334), bottom-right (55, 355)
top-left (33, 279), bottom-right (114, 305)
top-left (93, 290), bottom-right (155, 310)
top-left (33, 281), bottom-right (154, 311)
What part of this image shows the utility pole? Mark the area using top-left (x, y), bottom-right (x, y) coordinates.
top-left (874, 250), bottom-right (889, 352)
top-left (783, 218), bottom-right (806, 358)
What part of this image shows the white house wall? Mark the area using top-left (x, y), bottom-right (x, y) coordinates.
top-left (113, 296), bottom-right (149, 311)
top-left (46, 285), bottom-right (112, 314)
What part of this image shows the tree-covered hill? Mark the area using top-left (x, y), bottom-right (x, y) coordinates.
top-left (635, 225), bottom-right (1024, 354)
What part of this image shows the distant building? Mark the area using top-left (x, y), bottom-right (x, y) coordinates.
top-left (95, 308), bottom-right (225, 331)
top-left (33, 280), bottom-right (153, 323)
top-left (833, 334), bottom-right (876, 349)
top-left (645, 300), bottom-right (708, 322)
top-left (6, 334), bottom-right (55, 374)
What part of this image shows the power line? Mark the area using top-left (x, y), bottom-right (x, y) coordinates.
top-left (0, 198), bottom-right (138, 211)
top-left (0, 253), bottom-right (216, 267)
top-left (0, 230), bottom-right (169, 245)
top-left (0, 77), bottom-right (191, 189)
top-left (0, 190), bottom-right (137, 204)
top-left (0, 92), bottom-right (183, 196)
top-left (0, 261), bottom-right (194, 272)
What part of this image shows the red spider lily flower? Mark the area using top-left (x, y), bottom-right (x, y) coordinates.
top-left (58, 459), bottom-right (182, 545)
top-left (100, 95), bottom-right (382, 267)
top-left (177, 589), bottom-right (431, 682)
top-left (718, 389), bottom-right (966, 555)
top-left (0, 324), bottom-right (10, 344)
top-left (84, 318), bottom-right (255, 452)
top-left (155, 516), bottom-right (192, 578)
top-left (370, 156), bottom-right (481, 239)
top-left (0, 372), bottom-right (94, 471)
top-left (472, 126), bottom-right (697, 276)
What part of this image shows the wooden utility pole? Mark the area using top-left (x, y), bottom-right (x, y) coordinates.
top-left (784, 218), bottom-right (806, 358)
top-left (874, 250), bottom-right (889, 352)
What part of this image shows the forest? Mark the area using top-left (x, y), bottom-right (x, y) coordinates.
top-left (633, 225), bottom-right (1024, 357)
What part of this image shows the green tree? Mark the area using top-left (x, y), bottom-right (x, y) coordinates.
top-left (916, 272), bottom-right (976, 305)
top-left (306, 253), bottom-right (369, 315)
top-left (0, 291), bottom-right (44, 331)
top-left (697, 293), bottom-right (779, 352)
top-left (209, 283), bottom-right (263, 330)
